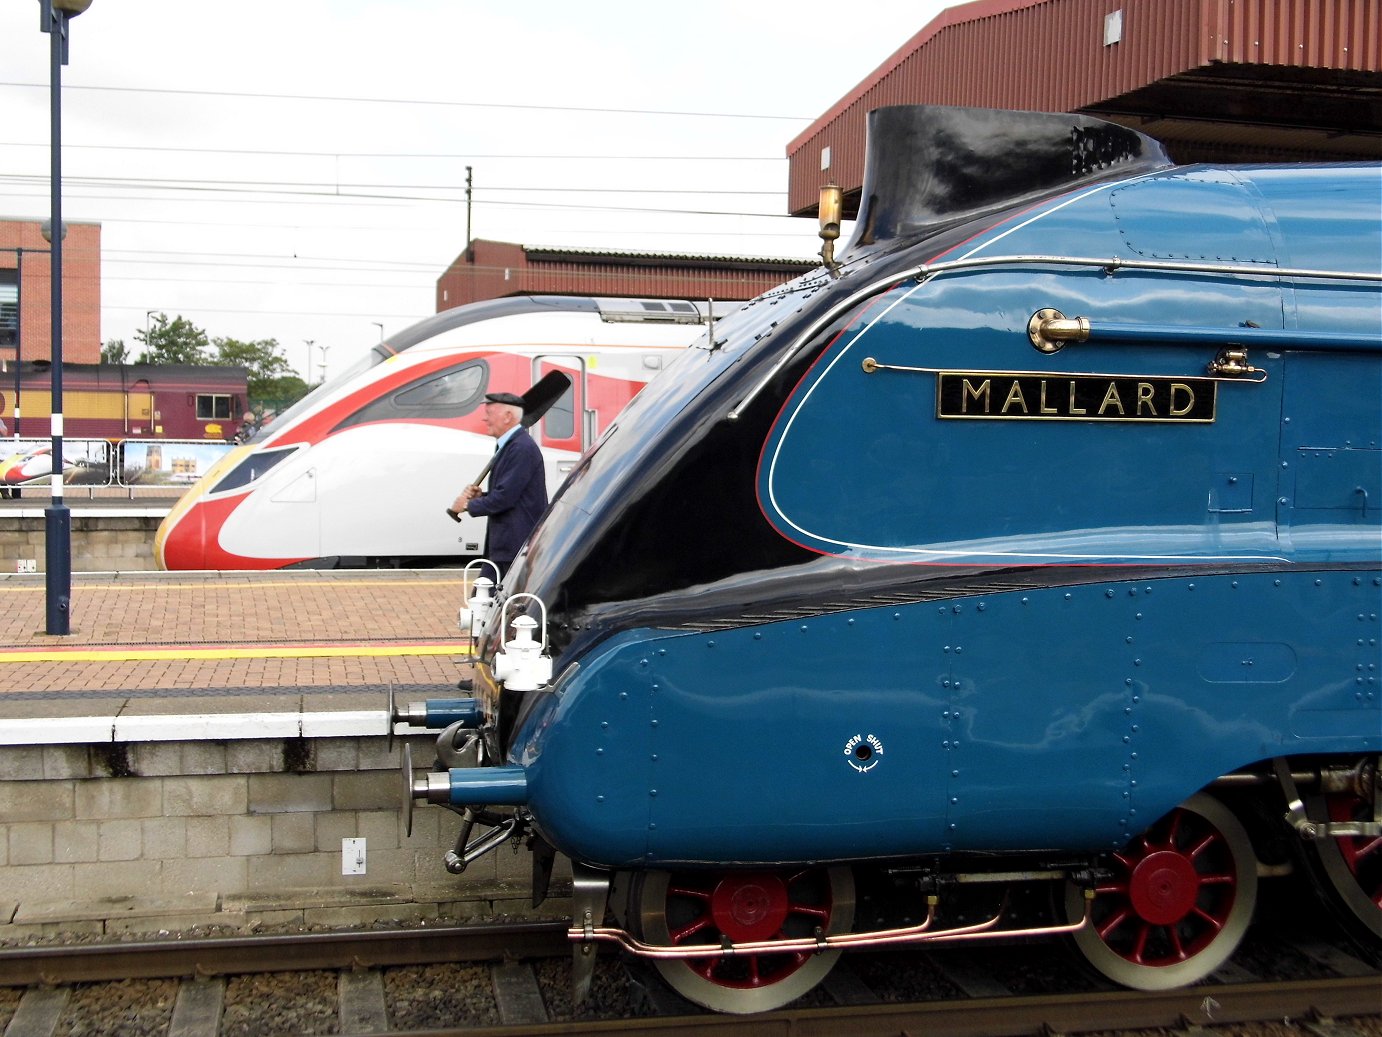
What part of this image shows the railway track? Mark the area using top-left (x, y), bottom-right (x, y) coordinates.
top-left (0, 919), bottom-right (1378, 1036)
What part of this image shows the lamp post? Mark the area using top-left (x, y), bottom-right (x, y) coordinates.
top-left (303, 339), bottom-right (314, 384)
top-left (144, 309), bottom-right (155, 349)
top-left (371, 322), bottom-right (384, 343)
top-left (39, 0), bottom-right (93, 636)
top-left (318, 344), bottom-right (331, 383)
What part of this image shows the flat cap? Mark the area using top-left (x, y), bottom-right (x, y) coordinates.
top-left (484, 392), bottom-right (525, 408)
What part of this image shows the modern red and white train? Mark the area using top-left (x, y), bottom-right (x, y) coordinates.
top-left (154, 296), bottom-right (729, 570)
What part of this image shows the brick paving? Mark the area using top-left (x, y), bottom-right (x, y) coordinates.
top-left (0, 571), bottom-right (472, 708)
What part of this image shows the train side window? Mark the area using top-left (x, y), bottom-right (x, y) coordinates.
top-left (395, 365), bottom-right (485, 409)
top-left (332, 360), bottom-right (488, 431)
top-left (196, 393), bottom-right (233, 420)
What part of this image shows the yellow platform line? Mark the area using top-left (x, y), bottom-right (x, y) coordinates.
top-left (0, 642), bottom-right (474, 663)
top-left (0, 578), bottom-right (466, 593)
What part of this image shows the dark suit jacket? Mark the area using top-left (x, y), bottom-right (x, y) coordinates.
top-left (465, 427), bottom-right (548, 564)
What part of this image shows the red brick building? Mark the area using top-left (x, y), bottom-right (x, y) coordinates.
top-left (437, 239), bottom-right (816, 313)
top-left (0, 217), bottom-right (101, 368)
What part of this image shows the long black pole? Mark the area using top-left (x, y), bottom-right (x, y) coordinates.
top-left (45, 2), bottom-right (72, 635)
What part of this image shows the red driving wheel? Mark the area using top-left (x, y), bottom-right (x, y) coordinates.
top-left (1328, 791), bottom-right (1382, 913)
top-left (1068, 794), bottom-right (1257, 989)
top-left (637, 866), bottom-right (855, 1013)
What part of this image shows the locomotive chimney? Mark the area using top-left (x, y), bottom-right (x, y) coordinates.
top-left (843, 105), bottom-right (1170, 257)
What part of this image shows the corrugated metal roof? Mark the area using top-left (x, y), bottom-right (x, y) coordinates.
top-left (436, 239), bottom-right (815, 313)
top-left (788, 0), bottom-right (1382, 216)
top-left (521, 245), bottom-right (815, 268)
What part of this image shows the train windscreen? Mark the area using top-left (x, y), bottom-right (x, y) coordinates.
top-left (257, 349), bottom-right (387, 438)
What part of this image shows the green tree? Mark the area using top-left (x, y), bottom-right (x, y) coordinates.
top-left (254, 374), bottom-right (311, 412)
top-left (211, 336), bottom-right (298, 400)
top-left (100, 338), bottom-right (129, 364)
top-left (135, 313), bottom-right (209, 365)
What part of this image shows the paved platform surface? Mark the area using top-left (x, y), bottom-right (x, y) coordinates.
top-left (0, 570), bottom-right (472, 718)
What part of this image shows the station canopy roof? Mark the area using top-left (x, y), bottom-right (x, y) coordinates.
top-left (787, 0), bottom-right (1382, 218)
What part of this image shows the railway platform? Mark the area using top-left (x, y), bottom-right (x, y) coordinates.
top-left (0, 568), bottom-right (470, 718)
top-left (0, 570), bottom-right (553, 945)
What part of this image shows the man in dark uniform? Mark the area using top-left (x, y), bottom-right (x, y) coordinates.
top-left (451, 391), bottom-right (548, 577)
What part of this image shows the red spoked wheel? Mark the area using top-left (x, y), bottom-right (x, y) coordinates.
top-left (636, 866), bottom-right (855, 1013)
top-left (1304, 780), bottom-right (1382, 942)
top-left (1067, 793), bottom-right (1257, 990)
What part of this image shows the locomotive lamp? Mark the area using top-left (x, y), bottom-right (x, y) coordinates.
top-left (818, 181), bottom-right (843, 275)
top-left (493, 615), bottom-right (552, 691)
top-left (458, 576), bottom-right (495, 637)
top-left (458, 559), bottom-right (502, 637)
top-left (492, 594), bottom-right (553, 692)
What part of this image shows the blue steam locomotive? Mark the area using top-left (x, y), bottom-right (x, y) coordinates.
top-left (395, 106), bottom-right (1381, 1014)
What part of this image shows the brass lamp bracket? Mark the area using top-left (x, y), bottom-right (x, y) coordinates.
top-left (1027, 308), bottom-right (1090, 354)
top-left (1206, 348), bottom-right (1262, 378)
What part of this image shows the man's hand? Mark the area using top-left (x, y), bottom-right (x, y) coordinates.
top-left (452, 484), bottom-right (482, 512)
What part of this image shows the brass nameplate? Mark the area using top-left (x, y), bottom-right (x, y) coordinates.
top-left (936, 372), bottom-right (1217, 422)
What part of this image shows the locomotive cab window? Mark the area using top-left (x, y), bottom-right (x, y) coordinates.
top-left (332, 360), bottom-right (488, 431)
top-left (196, 393), bottom-right (233, 421)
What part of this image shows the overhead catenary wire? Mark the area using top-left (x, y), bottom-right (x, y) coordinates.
top-left (0, 73), bottom-right (821, 344)
top-left (0, 140), bottom-right (787, 162)
top-left (0, 80), bottom-right (814, 122)
top-left (0, 182), bottom-right (804, 221)
top-left (0, 171), bottom-right (786, 197)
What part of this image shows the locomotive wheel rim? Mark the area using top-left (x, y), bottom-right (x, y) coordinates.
top-left (1308, 787), bottom-right (1382, 939)
top-left (638, 866), bottom-right (855, 1014)
top-left (1066, 793), bottom-right (1257, 991)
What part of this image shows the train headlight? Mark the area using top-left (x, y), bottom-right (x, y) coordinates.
top-left (492, 595), bottom-right (552, 692)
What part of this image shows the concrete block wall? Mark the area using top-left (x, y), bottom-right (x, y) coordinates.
top-left (0, 515), bottom-right (162, 573)
top-left (0, 735), bottom-right (558, 939)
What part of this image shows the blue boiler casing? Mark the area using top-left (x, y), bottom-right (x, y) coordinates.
top-left (465, 107), bottom-right (1379, 873)
top-left (512, 570), bottom-right (1378, 868)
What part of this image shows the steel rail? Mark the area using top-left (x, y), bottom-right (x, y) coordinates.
top-left (0, 924), bottom-right (1377, 1035)
top-left (0, 921), bottom-right (570, 987)
top-left (303, 975), bottom-right (1382, 1036)
top-left (695, 978), bottom-right (1382, 1037)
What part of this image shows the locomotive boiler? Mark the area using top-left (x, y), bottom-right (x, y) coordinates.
top-left (395, 106), bottom-right (1381, 1014)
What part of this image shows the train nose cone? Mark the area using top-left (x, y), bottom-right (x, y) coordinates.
top-left (155, 443), bottom-right (258, 570)
top-left (154, 504), bottom-right (208, 570)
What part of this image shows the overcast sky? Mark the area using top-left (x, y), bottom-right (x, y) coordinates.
top-left (2, 1), bottom-right (953, 380)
